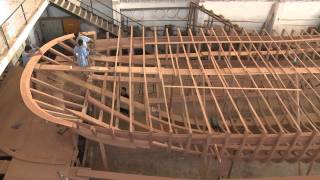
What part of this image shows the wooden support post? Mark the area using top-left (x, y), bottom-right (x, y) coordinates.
top-left (82, 139), bottom-right (89, 166)
top-left (99, 143), bottom-right (108, 169)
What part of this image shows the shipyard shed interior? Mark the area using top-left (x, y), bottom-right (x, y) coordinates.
top-left (1, 0), bottom-right (320, 180)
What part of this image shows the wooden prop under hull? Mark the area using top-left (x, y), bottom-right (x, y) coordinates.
top-left (20, 27), bottom-right (320, 163)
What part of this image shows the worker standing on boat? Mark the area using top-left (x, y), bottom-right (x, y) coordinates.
top-left (74, 39), bottom-right (89, 67)
top-left (75, 32), bottom-right (92, 49)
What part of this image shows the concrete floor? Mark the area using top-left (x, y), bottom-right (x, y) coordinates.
top-left (0, 66), bottom-right (74, 180)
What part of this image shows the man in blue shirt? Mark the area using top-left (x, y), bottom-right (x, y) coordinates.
top-left (21, 45), bottom-right (42, 66)
top-left (74, 39), bottom-right (89, 67)
top-left (75, 32), bottom-right (92, 49)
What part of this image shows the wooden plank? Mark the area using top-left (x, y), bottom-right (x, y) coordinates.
top-left (72, 167), bottom-right (191, 180)
top-left (34, 64), bottom-right (320, 77)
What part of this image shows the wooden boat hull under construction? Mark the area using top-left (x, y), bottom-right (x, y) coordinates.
top-left (21, 27), bottom-right (320, 163)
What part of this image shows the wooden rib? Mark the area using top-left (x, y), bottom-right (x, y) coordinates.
top-left (49, 48), bottom-right (73, 62)
top-left (212, 28), bottom-right (267, 133)
top-left (280, 132), bottom-right (300, 161)
top-left (300, 30), bottom-right (320, 61)
top-left (205, 28), bottom-right (250, 133)
top-left (165, 29), bottom-right (177, 76)
top-left (81, 41), bottom-right (96, 124)
top-left (58, 41), bottom-right (74, 54)
top-left (41, 55), bottom-right (60, 64)
top-left (144, 88), bottom-right (302, 104)
top-left (31, 77), bottom-right (84, 101)
top-left (188, 28), bottom-right (230, 133)
top-left (30, 88), bottom-right (82, 109)
top-left (262, 30), bottom-right (320, 131)
top-left (110, 27), bottom-right (122, 128)
top-left (239, 28), bottom-right (296, 133)
top-left (66, 108), bottom-right (109, 128)
top-left (296, 132), bottom-right (318, 161)
top-left (154, 27), bottom-right (173, 133)
top-left (177, 28), bottom-right (212, 133)
top-left (274, 30), bottom-right (320, 131)
top-left (45, 109), bottom-right (78, 119)
top-left (253, 30), bottom-right (320, 130)
top-left (95, 40), bottom-right (112, 170)
top-left (69, 38), bottom-right (77, 46)
top-left (35, 99), bottom-right (70, 114)
top-left (52, 72), bottom-right (198, 130)
top-left (87, 95), bottom-right (161, 132)
top-left (129, 26), bottom-right (134, 133)
top-left (166, 29), bottom-right (191, 134)
top-left (252, 30), bottom-right (300, 131)
top-left (142, 27), bottom-right (153, 131)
